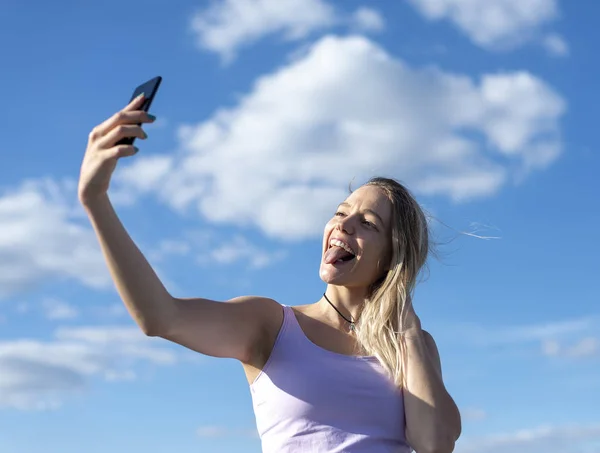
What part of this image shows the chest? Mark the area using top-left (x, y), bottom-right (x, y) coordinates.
top-left (252, 348), bottom-right (405, 436)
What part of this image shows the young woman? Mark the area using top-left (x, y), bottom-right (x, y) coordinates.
top-left (79, 94), bottom-right (461, 452)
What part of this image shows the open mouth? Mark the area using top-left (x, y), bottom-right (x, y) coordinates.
top-left (324, 238), bottom-right (357, 265)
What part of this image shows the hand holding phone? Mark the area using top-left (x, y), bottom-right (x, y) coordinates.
top-left (116, 76), bottom-right (162, 146)
top-left (79, 77), bottom-right (162, 206)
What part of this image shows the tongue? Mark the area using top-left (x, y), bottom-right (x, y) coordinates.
top-left (324, 246), bottom-right (354, 264)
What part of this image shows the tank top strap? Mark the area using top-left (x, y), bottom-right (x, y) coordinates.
top-left (253, 304), bottom-right (303, 383)
top-left (279, 305), bottom-right (302, 339)
top-left (269, 304), bottom-right (310, 356)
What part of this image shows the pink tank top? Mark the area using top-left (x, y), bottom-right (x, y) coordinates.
top-left (250, 305), bottom-right (411, 452)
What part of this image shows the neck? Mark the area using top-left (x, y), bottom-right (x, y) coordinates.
top-left (320, 285), bottom-right (368, 326)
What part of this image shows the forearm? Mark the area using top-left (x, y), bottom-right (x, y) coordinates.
top-left (83, 194), bottom-right (175, 334)
top-left (403, 330), bottom-right (461, 453)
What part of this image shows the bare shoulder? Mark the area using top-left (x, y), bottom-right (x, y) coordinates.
top-left (227, 295), bottom-right (282, 314)
top-left (228, 295), bottom-right (284, 338)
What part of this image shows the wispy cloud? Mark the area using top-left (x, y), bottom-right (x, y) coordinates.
top-left (0, 325), bottom-right (179, 411)
top-left (542, 33), bottom-right (570, 57)
top-left (147, 238), bottom-right (192, 263)
top-left (189, 0), bottom-right (385, 62)
top-left (542, 337), bottom-right (599, 359)
top-left (454, 316), bottom-right (598, 346)
top-left (143, 229), bottom-right (284, 270)
top-left (444, 315), bottom-right (600, 363)
top-left (457, 422), bottom-right (600, 453)
top-left (0, 178), bottom-right (111, 299)
top-left (41, 298), bottom-right (79, 320)
top-left (350, 7), bottom-right (385, 33)
top-left (190, 0), bottom-right (337, 62)
top-left (461, 407), bottom-right (487, 421)
top-left (407, 0), bottom-right (565, 54)
top-left (205, 235), bottom-right (286, 269)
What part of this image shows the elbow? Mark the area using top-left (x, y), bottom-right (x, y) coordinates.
top-left (134, 305), bottom-right (178, 338)
top-left (136, 315), bottom-right (169, 337)
top-left (410, 438), bottom-right (455, 453)
top-left (141, 324), bottom-right (161, 337)
top-left (408, 425), bottom-right (460, 453)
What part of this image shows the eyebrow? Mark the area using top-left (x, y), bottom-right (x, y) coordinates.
top-left (338, 202), bottom-right (385, 226)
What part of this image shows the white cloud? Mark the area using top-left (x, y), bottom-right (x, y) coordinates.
top-left (0, 325), bottom-right (178, 410)
top-left (147, 238), bottom-right (192, 263)
top-left (190, 0), bottom-right (336, 62)
top-left (205, 235), bottom-right (286, 269)
top-left (496, 317), bottom-right (597, 343)
top-left (41, 298), bottom-right (79, 320)
top-left (542, 33), bottom-right (569, 57)
top-left (351, 7), bottom-right (385, 32)
top-left (541, 338), bottom-right (561, 356)
top-left (118, 225), bottom-right (284, 270)
top-left (452, 316), bottom-right (598, 347)
top-left (446, 315), bottom-right (600, 361)
top-left (110, 154), bottom-right (174, 206)
top-left (456, 422), bottom-right (600, 453)
top-left (116, 35), bottom-right (564, 241)
top-left (407, 0), bottom-right (561, 52)
top-left (461, 407), bottom-right (487, 421)
top-left (91, 303), bottom-right (128, 319)
top-left (0, 178), bottom-right (111, 299)
top-left (542, 337), bottom-right (599, 359)
top-left (189, 0), bottom-right (386, 62)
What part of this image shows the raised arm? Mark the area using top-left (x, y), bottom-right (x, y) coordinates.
top-left (79, 94), bottom-right (280, 364)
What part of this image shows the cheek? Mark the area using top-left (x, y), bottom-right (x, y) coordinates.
top-left (322, 222), bottom-right (334, 248)
top-left (362, 242), bottom-right (389, 270)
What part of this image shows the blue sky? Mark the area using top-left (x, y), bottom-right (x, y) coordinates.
top-left (1, 0), bottom-right (599, 452)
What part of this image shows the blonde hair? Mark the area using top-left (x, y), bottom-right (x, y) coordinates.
top-left (353, 177), bottom-right (433, 388)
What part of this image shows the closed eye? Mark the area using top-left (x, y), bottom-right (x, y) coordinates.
top-left (335, 211), bottom-right (346, 217)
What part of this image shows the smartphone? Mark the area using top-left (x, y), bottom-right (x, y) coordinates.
top-left (116, 76), bottom-right (162, 146)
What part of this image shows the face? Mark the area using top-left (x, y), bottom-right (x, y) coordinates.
top-left (319, 185), bottom-right (393, 290)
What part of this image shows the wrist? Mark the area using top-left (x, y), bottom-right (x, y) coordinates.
top-left (81, 193), bottom-right (111, 215)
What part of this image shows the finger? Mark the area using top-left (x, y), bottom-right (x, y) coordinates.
top-left (124, 92), bottom-right (146, 111)
top-left (97, 124), bottom-right (147, 149)
top-left (92, 109), bottom-right (154, 143)
top-left (108, 144), bottom-right (139, 159)
top-left (112, 110), bottom-right (156, 127)
top-left (89, 94), bottom-right (149, 140)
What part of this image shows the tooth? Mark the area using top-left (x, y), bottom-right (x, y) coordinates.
top-left (330, 239), bottom-right (353, 255)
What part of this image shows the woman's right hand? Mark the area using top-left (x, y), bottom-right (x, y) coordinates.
top-left (78, 93), bottom-right (155, 207)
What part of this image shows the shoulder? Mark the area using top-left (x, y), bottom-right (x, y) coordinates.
top-left (228, 295), bottom-right (283, 326)
top-left (233, 297), bottom-right (284, 368)
top-left (228, 295), bottom-right (281, 310)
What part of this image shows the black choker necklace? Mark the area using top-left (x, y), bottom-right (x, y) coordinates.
top-left (323, 293), bottom-right (357, 332)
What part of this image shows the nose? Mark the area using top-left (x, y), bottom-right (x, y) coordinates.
top-left (335, 214), bottom-right (354, 235)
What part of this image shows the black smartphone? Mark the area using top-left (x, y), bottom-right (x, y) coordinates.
top-left (116, 76), bottom-right (162, 146)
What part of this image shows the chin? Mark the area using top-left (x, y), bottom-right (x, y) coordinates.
top-left (319, 263), bottom-right (346, 285)
top-left (318, 262), bottom-right (362, 287)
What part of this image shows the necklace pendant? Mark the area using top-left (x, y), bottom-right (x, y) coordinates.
top-left (349, 323), bottom-right (355, 332)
